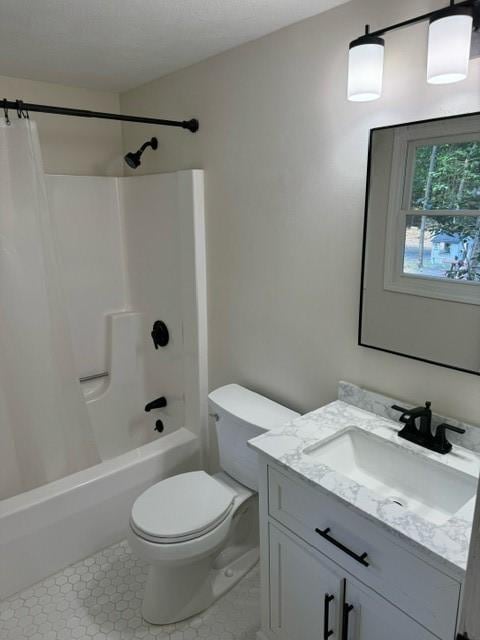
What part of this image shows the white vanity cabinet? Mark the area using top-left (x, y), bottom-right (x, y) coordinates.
top-left (258, 461), bottom-right (463, 640)
top-left (341, 572), bottom-right (439, 640)
top-left (269, 525), bottom-right (343, 640)
top-left (268, 523), bottom-right (437, 640)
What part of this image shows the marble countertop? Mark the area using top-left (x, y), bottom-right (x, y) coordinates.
top-left (249, 399), bottom-right (480, 578)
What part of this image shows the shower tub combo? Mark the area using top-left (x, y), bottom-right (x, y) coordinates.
top-left (0, 162), bottom-right (207, 599)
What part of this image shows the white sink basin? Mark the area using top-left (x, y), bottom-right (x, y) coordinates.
top-left (304, 428), bottom-right (477, 525)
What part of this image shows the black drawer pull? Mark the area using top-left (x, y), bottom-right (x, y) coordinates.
top-left (323, 594), bottom-right (334, 639)
top-left (342, 602), bottom-right (354, 640)
top-left (315, 527), bottom-right (369, 567)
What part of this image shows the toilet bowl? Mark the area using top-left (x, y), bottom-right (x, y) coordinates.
top-left (129, 384), bottom-right (299, 625)
top-left (128, 470), bottom-right (258, 624)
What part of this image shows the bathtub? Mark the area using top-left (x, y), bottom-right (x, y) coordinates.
top-left (0, 428), bottom-right (199, 599)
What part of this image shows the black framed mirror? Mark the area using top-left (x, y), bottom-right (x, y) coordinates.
top-left (359, 111), bottom-right (480, 375)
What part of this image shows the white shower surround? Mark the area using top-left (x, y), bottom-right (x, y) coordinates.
top-left (46, 170), bottom-right (208, 459)
top-left (0, 169), bottom-right (208, 598)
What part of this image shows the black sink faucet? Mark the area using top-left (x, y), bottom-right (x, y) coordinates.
top-left (391, 401), bottom-right (465, 455)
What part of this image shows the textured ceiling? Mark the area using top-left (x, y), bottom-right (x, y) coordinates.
top-left (0, 0), bottom-right (349, 92)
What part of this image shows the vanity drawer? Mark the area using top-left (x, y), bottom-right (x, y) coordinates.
top-left (268, 465), bottom-right (461, 640)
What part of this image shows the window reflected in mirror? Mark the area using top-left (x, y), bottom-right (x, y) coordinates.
top-left (359, 112), bottom-right (480, 374)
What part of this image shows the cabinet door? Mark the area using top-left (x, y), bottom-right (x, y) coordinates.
top-left (269, 523), bottom-right (342, 640)
top-left (343, 575), bottom-right (439, 640)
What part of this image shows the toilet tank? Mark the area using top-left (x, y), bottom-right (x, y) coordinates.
top-left (208, 384), bottom-right (300, 491)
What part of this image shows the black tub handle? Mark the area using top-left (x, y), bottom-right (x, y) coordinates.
top-left (315, 527), bottom-right (369, 567)
top-left (151, 321), bottom-right (169, 349)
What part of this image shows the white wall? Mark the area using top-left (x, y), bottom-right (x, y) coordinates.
top-left (120, 0), bottom-right (480, 428)
top-left (0, 74), bottom-right (123, 175)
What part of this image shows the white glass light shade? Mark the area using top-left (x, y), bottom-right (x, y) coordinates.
top-left (427, 9), bottom-right (473, 84)
top-left (348, 35), bottom-right (385, 102)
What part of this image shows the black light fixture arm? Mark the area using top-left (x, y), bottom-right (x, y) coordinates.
top-left (0, 99), bottom-right (199, 132)
top-left (364, 0), bottom-right (479, 39)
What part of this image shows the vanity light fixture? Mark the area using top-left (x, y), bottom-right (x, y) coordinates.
top-left (348, 0), bottom-right (479, 102)
top-left (348, 27), bottom-right (385, 102)
top-left (427, 4), bottom-right (474, 84)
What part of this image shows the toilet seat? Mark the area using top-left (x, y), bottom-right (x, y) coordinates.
top-left (130, 471), bottom-right (236, 544)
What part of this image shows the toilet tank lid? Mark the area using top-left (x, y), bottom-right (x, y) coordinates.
top-left (208, 384), bottom-right (300, 429)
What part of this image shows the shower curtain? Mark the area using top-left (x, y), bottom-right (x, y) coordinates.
top-left (0, 119), bottom-right (99, 499)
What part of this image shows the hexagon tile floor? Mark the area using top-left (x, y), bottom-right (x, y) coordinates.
top-left (0, 541), bottom-right (260, 640)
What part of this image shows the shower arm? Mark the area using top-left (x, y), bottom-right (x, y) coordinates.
top-left (138, 139), bottom-right (156, 154)
top-left (1, 98), bottom-right (199, 133)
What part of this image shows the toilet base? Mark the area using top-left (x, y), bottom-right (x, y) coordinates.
top-left (142, 546), bottom-right (259, 625)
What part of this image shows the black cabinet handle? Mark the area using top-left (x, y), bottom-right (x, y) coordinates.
top-left (315, 528), bottom-right (369, 567)
top-left (323, 594), bottom-right (334, 639)
top-left (342, 602), bottom-right (354, 640)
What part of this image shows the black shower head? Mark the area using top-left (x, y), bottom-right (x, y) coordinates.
top-left (124, 150), bottom-right (141, 169)
top-left (124, 137), bottom-right (158, 169)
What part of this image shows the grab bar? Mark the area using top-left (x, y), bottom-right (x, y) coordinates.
top-left (79, 371), bottom-right (109, 384)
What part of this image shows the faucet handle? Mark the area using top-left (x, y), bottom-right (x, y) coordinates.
top-left (391, 404), bottom-right (409, 414)
top-left (433, 423), bottom-right (466, 454)
top-left (391, 404), bottom-right (410, 423)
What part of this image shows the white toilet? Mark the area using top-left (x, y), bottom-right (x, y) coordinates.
top-left (128, 383), bottom-right (299, 624)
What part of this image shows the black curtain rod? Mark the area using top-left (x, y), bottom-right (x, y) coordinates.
top-left (2, 99), bottom-right (199, 133)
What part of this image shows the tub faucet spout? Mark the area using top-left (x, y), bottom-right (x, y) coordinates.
top-left (145, 397), bottom-right (167, 412)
